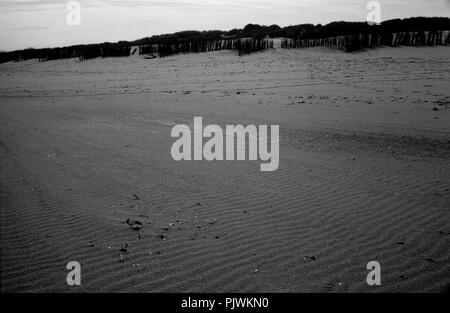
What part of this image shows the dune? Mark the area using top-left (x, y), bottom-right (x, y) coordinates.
top-left (0, 46), bottom-right (449, 292)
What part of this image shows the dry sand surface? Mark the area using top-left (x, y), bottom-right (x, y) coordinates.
top-left (0, 46), bottom-right (449, 292)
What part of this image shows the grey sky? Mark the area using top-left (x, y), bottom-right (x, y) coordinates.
top-left (1, 0), bottom-right (449, 51)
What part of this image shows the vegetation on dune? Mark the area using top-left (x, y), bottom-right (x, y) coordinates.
top-left (1, 17), bottom-right (449, 63)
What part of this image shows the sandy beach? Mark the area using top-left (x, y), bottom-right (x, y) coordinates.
top-left (0, 46), bottom-right (449, 292)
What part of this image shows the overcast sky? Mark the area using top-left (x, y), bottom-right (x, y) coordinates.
top-left (1, 0), bottom-right (449, 51)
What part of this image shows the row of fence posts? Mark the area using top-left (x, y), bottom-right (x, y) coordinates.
top-left (138, 38), bottom-right (273, 58)
top-left (7, 30), bottom-right (449, 62)
top-left (79, 45), bottom-right (131, 60)
top-left (280, 30), bottom-right (450, 51)
top-left (137, 30), bottom-right (449, 57)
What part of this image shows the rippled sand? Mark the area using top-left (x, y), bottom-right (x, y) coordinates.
top-left (1, 46), bottom-right (449, 292)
